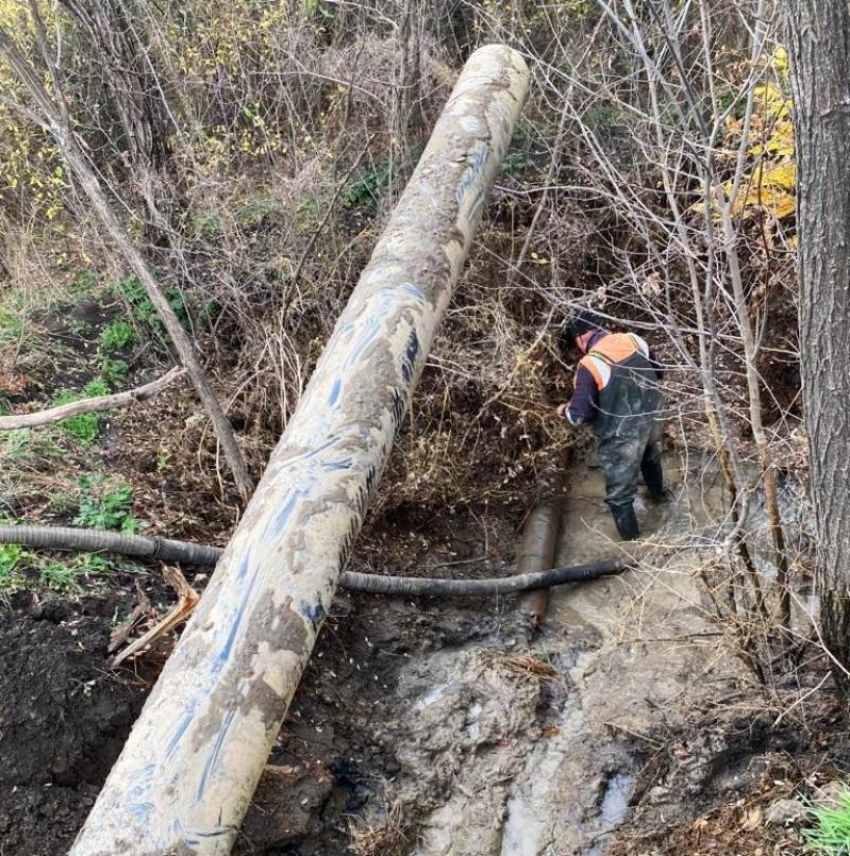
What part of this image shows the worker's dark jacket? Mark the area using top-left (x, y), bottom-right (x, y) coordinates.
top-left (567, 331), bottom-right (664, 509)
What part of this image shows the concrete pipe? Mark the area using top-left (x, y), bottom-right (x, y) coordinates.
top-left (69, 44), bottom-right (529, 856)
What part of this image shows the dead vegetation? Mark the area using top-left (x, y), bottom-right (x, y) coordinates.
top-left (348, 802), bottom-right (412, 856)
top-left (491, 652), bottom-right (562, 684)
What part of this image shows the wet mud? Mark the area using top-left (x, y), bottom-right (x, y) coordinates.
top-left (0, 456), bottom-right (826, 855)
top-left (0, 598), bottom-right (146, 856)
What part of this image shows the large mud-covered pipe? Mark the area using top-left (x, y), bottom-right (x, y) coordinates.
top-left (70, 45), bottom-right (529, 856)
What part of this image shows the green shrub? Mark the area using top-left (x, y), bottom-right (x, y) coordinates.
top-left (345, 158), bottom-right (393, 207)
top-left (39, 554), bottom-right (115, 598)
top-left (39, 560), bottom-right (86, 596)
top-left (68, 319), bottom-right (93, 336)
top-left (236, 198), bottom-right (281, 228)
top-left (0, 429), bottom-right (32, 462)
top-left (0, 542), bottom-right (24, 591)
top-left (583, 104), bottom-right (624, 132)
top-left (100, 358), bottom-right (129, 387)
top-left (298, 190), bottom-right (330, 216)
top-left (500, 151), bottom-right (535, 179)
top-left (0, 308), bottom-right (23, 342)
top-left (113, 275), bottom-right (189, 330)
top-left (74, 475), bottom-right (138, 533)
top-left (99, 321), bottom-right (135, 353)
top-left (70, 270), bottom-right (100, 294)
top-left (343, 145), bottom-right (424, 207)
top-left (805, 787), bottom-right (850, 854)
top-left (195, 211), bottom-right (223, 240)
top-left (53, 378), bottom-right (111, 444)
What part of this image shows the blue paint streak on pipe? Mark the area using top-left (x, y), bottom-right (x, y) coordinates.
top-left (343, 312), bottom-right (381, 368)
top-left (214, 564), bottom-right (261, 667)
top-left (399, 283), bottom-right (426, 302)
top-left (320, 457), bottom-right (354, 472)
top-left (327, 378), bottom-right (342, 406)
top-left (402, 329), bottom-right (420, 384)
top-left (165, 713), bottom-right (195, 760)
top-left (197, 708), bottom-right (237, 800)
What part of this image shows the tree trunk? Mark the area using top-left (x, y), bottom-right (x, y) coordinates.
top-left (785, 0), bottom-right (850, 702)
top-left (59, 0), bottom-right (171, 169)
top-left (58, 0), bottom-right (177, 237)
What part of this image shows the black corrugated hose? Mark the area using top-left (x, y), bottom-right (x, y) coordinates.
top-left (0, 523), bottom-right (626, 597)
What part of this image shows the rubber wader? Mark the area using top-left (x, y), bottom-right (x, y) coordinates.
top-left (592, 348), bottom-right (664, 540)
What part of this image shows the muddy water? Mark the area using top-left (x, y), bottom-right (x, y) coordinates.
top-left (388, 455), bottom-right (749, 856)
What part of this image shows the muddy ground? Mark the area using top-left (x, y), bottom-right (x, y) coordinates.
top-left (0, 458), bottom-right (845, 855)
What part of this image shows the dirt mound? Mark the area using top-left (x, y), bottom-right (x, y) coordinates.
top-left (0, 611), bottom-right (142, 787)
top-left (0, 603), bottom-right (148, 855)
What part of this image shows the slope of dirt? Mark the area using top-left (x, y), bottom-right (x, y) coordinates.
top-left (0, 505), bottom-right (521, 856)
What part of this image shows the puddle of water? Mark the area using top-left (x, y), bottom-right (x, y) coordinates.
top-left (501, 790), bottom-right (554, 856)
top-left (500, 697), bottom-right (586, 856)
top-left (414, 683), bottom-right (449, 711)
top-left (597, 773), bottom-right (635, 830)
top-left (466, 699), bottom-right (483, 739)
top-left (584, 772), bottom-right (636, 856)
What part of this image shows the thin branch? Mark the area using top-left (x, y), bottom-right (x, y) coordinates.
top-left (0, 367), bottom-right (186, 430)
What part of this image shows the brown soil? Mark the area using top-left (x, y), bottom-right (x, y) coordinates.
top-left (611, 705), bottom-right (848, 856)
top-left (0, 427), bottom-right (839, 856)
top-left (0, 596), bottom-right (148, 856)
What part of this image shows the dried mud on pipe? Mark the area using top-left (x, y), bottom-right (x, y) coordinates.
top-left (68, 44), bottom-right (531, 856)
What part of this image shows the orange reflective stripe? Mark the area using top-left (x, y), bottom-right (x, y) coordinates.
top-left (579, 333), bottom-right (645, 392)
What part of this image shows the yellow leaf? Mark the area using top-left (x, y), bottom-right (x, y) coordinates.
top-left (760, 161), bottom-right (796, 189)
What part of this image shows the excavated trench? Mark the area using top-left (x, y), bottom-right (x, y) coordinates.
top-left (388, 454), bottom-right (736, 856)
top-left (0, 453), bottom-right (813, 855)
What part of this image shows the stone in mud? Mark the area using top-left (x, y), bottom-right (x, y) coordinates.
top-left (765, 798), bottom-right (806, 826)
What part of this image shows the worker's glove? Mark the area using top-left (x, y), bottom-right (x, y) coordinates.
top-left (556, 403), bottom-right (569, 421)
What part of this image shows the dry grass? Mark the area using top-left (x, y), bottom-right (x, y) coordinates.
top-left (492, 653), bottom-right (562, 683)
top-left (348, 802), bottom-right (411, 856)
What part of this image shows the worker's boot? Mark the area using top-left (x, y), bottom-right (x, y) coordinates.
top-left (610, 503), bottom-right (640, 541)
top-left (642, 457), bottom-right (672, 503)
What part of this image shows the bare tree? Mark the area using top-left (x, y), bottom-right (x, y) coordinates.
top-left (785, 0), bottom-right (850, 702)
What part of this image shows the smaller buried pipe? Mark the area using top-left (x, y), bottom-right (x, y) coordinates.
top-left (516, 501), bottom-right (561, 626)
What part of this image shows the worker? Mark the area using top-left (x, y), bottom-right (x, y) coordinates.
top-left (556, 310), bottom-right (667, 540)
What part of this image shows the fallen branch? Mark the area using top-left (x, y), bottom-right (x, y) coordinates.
top-left (108, 581), bottom-right (153, 653)
top-left (0, 367), bottom-right (186, 430)
top-left (112, 566), bottom-right (199, 667)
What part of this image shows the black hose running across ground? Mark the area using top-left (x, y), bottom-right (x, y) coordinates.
top-left (0, 524), bottom-right (626, 597)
